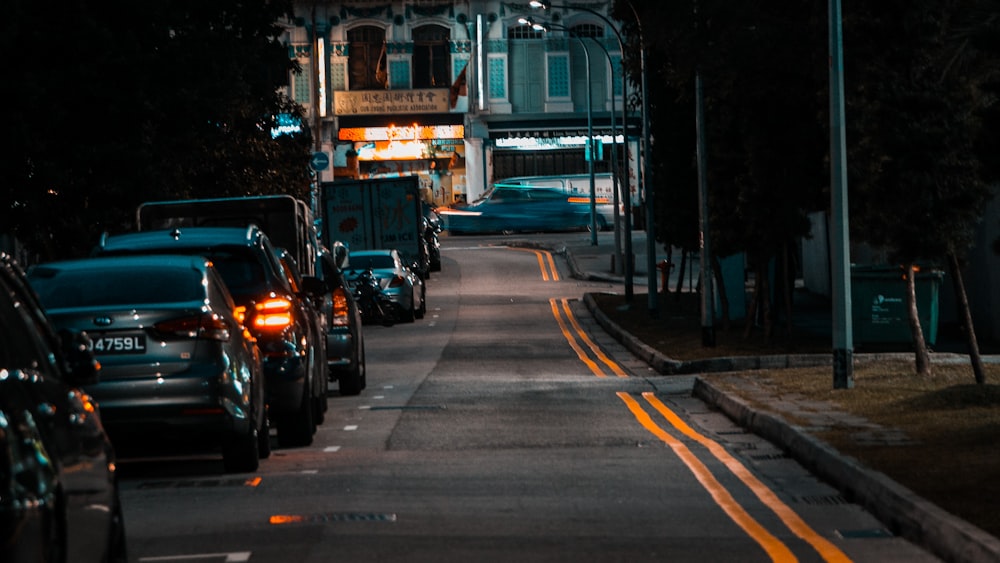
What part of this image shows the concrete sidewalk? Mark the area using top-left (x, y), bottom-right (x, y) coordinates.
top-left (524, 230), bottom-right (1000, 563)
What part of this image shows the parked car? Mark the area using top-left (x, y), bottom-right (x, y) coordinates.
top-left (0, 254), bottom-right (126, 563)
top-left (318, 244), bottom-right (366, 396)
top-left (27, 254), bottom-right (268, 472)
top-left (345, 249), bottom-right (426, 323)
top-left (94, 226), bottom-right (328, 448)
top-left (437, 185), bottom-right (613, 234)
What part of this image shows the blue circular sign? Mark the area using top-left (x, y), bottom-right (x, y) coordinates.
top-left (310, 151), bottom-right (330, 171)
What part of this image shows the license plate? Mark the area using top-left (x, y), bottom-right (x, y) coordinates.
top-left (91, 334), bottom-right (147, 355)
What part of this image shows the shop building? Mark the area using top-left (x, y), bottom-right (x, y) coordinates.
top-left (286, 0), bottom-right (638, 208)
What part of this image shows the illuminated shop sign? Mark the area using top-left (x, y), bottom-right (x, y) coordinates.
top-left (339, 124), bottom-right (464, 142)
top-left (355, 140), bottom-right (463, 162)
top-left (334, 89), bottom-right (451, 115)
top-left (495, 134), bottom-right (624, 149)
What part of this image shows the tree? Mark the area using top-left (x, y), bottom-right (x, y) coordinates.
top-left (844, 0), bottom-right (998, 378)
top-left (1, 0), bottom-right (310, 261)
top-left (617, 0), bottom-right (827, 340)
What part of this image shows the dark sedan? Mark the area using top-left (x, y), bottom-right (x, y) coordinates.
top-left (94, 226), bottom-right (328, 448)
top-left (0, 254), bottom-right (126, 562)
top-left (28, 254), bottom-right (268, 472)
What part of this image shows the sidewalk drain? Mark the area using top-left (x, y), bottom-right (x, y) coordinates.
top-left (270, 512), bottom-right (397, 525)
top-left (798, 494), bottom-right (848, 506)
top-left (837, 528), bottom-right (893, 539)
top-left (749, 452), bottom-right (788, 461)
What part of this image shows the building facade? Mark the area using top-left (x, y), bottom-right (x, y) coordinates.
top-left (285, 0), bottom-right (639, 207)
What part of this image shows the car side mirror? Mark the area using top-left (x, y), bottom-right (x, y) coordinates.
top-left (60, 329), bottom-right (100, 385)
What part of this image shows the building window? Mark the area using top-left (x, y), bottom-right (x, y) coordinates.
top-left (569, 24), bottom-right (603, 38)
top-left (412, 25), bottom-right (450, 88)
top-left (348, 26), bottom-right (387, 90)
top-left (508, 25), bottom-right (543, 40)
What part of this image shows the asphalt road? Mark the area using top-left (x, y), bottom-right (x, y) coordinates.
top-left (117, 234), bottom-right (940, 562)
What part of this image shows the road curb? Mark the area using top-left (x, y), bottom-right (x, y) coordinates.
top-left (693, 378), bottom-right (1000, 563)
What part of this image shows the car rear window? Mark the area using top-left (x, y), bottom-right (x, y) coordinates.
top-left (29, 267), bottom-right (204, 309)
top-left (98, 245), bottom-right (271, 300)
top-left (351, 255), bottom-right (395, 269)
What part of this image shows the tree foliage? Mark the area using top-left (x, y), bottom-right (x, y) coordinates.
top-left (1, 0), bottom-right (311, 261)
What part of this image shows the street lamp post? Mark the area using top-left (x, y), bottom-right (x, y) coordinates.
top-left (520, 17), bottom-right (599, 244)
top-left (531, 0), bottom-right (634, 302)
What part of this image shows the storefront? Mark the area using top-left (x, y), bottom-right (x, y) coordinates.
top-left (332, 89), bottom-right (468, 207)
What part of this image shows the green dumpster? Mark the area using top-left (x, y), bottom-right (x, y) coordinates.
top-left (851, 266), bottom-right (944, 346)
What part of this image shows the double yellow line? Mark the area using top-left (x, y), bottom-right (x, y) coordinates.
top-left (619, 392), bottom-right (852, 563)
top-left (509, 247), bottom-right (560, 281)
top-left (549, 297), bottom-right (628, 378)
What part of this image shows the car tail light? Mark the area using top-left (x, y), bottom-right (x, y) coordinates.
top-left (155, 314), bottom-right (231, 341)
top-left (253, 297), bottom-right (294, 331)
top-left (331, 287), bottom-right (350, 327)
top-left (387, 275), bottom-right (406, 288)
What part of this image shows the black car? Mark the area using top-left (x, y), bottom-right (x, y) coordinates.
top-left (27, 254), bottom-right (269, 472)
top-left (95, 226), bottom-right (328, 448)
top-left (0, 254), bottom-right (126, 563)
top-left (318, 244), bottom-right (366, 396)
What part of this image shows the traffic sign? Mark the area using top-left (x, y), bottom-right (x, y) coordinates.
top-left (310, 151), bottom-right (330, 171)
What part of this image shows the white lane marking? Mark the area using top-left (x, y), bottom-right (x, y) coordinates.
top-left (344, 425), bottom-right (358, 431)
top-left (324, 446), bottom-right (341, 453)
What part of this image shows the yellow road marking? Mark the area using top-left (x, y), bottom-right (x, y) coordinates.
top-left (617, 392), bottom-right (798, 562)
top-left (508, 247), bottom-right (559, 281)
top-left (641, 393), bottom-right (852, 563)
top-left (557, 298), bottom-right (628, 377)
top-left (549, 298), bottom-right (606, 377)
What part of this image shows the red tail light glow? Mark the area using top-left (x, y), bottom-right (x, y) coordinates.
top-left (253, 298), bottom-right (294, 330)
top-left (387, 275), bottom-right (406, 288)
top-left (155, 314), bottom-right (231, 341)
top-left (331, 288), bottom-right (350, 327)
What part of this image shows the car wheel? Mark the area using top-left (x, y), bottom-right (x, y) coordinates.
top-left (222, 422), bottom-right (260, 473)
top-left (335, 349), bottom-right (365, 396)
top-left (106, 489), bottom-right (128, 563)
top-left (416, 289), bottom-right (426, 319)
top-left (277, 389), bottom-right (314, 448)
top-left (257, 409), bottom-right (271, 459)
top-left (313, 390), bottom-right (327, 426)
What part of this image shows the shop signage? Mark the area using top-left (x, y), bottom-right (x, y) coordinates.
top-left (334, 89), bottom-right (450, 115)
top-left (339, 124), bottom-right (464, 142)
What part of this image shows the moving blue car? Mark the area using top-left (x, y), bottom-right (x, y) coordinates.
top-left (437, 185), bottom-right (611, 234)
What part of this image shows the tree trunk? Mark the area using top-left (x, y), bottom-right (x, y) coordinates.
top-left (904, 263), bottom-right (932, 377)
top-left (743, 264), bottom-right (759, 339)
top-left (712, 255), bottom-right (730, 332)
top-left (948, 252), bottom-right (986, 385)
top-left (674, 250), bottom-right (688, 297)
top-left (780, 243), bottom-right (794, 338)
top-left (760, 263), bottom-right (773, 340)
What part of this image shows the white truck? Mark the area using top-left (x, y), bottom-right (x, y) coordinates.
top-left (320, 176), bottom-right (429, 279)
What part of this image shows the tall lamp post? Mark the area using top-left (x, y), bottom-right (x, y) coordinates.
top-left (519, 17), bottom-right (599, 244)
top-left (829, 0), bottom-right (854, 389)
top-left (531, 0), bottom-right (634, 303)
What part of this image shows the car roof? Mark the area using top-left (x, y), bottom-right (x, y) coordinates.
top-left (31, 254), bottom-right (211, 273)
top-left (98, 226), bottom-right (261, 252)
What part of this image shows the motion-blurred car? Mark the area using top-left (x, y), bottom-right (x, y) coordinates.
top-left (28, 254), bottom-right (268, 473)
top-left (94, 226), bottom-right (328, 448)
top-left (0, 254), bottom-right (126, 563)
top-left (317, 244), bottom-right (366, 396)
top-left (345, 249), bottom-right (426, 323)
top-left (437, 185), bottom-right (613, 234)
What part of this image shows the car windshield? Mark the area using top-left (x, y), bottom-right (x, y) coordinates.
top-left (29, 266), bottom-right (204, 309)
